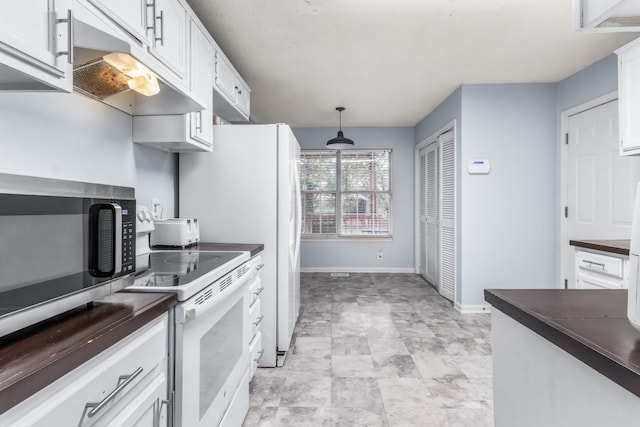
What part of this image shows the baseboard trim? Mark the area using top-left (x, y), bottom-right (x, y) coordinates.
top-left (300, 267), bottom-right (416, 274)
top-left (454, 301), bottom-right (492, 314)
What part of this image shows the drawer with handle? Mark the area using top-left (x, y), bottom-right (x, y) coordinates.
top-left (0, 314), bottom-right (168, 426)
top-left (576, 250), bottom-right (624, 279)
top-left (249, 297), bottom-right (262, 338)
top-left (249, 331), bottom-right (263, 379)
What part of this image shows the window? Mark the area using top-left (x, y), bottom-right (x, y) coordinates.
top-left (300, 149), bottom-right (392, 237)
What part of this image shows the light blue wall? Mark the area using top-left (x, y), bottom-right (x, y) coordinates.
top-left (414, 85), bottom-right (558, 309)
top-left (557, 54), bottom-right (618, 112)
top-left (460, 84), bottom-right (558, 308)
top-left (410, 56), bottom-right (619, 310)
top-left (292, 127), bottom-right (416, 271)
top-left (415, 87), bottom-right (462, 143)
top-left (0, 92), bottom-right (177, 216)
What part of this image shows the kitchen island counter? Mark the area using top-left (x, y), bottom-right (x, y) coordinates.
top-left (0, 292), bottom-right (177, 415)
top-left (485, 288), bottom-right (640, 426)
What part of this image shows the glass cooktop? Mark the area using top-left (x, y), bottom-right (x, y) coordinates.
top-left (127, 250), bottom-right (250, 300)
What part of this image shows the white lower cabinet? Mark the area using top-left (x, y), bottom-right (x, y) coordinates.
top-left (575, 249), bottom-right (629, 289)
top-left (0, 313), bottom-right (169, 427)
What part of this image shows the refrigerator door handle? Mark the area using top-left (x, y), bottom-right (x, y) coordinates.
top-left (292, 160), bottom-right (302, 265)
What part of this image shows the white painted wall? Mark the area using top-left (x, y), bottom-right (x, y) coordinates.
top-left (492, 309), bottom-right (640, 427)
top-left (292, 127), bottom-right (415, 272)
top-left (0, 92), bottom-right (177, 216)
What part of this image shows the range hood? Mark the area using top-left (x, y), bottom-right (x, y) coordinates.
top-left (574, 0), bottom-right (640, 31)
top-left (72, 3), bottom-right (205, 115)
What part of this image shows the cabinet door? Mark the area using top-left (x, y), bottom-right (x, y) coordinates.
top-left (189, 21), bottom-right (214, 146)
top-left (149, 0), bottom-right (187, 79)
top-left (215, 52), bottom-right (238, 102)
top-left (236, 79), bottom-right (251, 118)
top-left (88, 0), bottom-right (148, 44)
top-left (105, 374), bottom-right (168, 427)
top-left (0, 0), bottom-right (72, 91)
top-left (618, 41), bottom-right (640, 155)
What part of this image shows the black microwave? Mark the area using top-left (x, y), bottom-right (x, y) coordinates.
top-left (0, 173), bottom-right (135, 337)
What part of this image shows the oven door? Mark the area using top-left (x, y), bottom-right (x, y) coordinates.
top-left (173, 270), bottom-right (250, 427)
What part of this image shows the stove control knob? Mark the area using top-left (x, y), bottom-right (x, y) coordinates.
top-left (185, 308), bottom-right (197, 321)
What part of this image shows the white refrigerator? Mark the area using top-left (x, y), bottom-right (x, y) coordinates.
top-left (179, 124), bottom-right (301, 367)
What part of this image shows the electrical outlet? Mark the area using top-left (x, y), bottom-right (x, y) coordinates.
top-left (378, 250), bottom-right (383, 260)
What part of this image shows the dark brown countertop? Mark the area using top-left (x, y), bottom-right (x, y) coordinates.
top-left (484, 289), bottom-right (640, 398)
top-left (0, 292), bottom-right (177, 415)
top-left (570, 239), bottom-right (630, 256)
top-left (152, 242), bottom-right (264, 258)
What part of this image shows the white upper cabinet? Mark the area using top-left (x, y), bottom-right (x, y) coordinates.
top-left (236, 78), bottom-right (251, 118)
top-left (617, 38), bottom-right (640, 155)
top-left (189, 20), bottom-right (214, 147)
top-left (0, 0), bottom-right (73, 92)
top-left (215, 53), bottom-right (238, 102)
top-left (148, 0), bottom-right (188, 80)
top-left (87, 0), bottom-right (149, 44)
top-left (573, 0), bottom-right (640, 31)
top-left (213, 50), bottom-right (251, 121)
top-left (133, 18), bottom-right (214, 152)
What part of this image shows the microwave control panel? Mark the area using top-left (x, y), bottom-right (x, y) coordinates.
top-left (121, 200), bottom-right (136, 273)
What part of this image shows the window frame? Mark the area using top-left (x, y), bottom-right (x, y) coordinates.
top-left (300, 148), bottom-right (393, 240)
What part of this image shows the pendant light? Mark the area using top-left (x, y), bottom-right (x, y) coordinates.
top-left (326, 106), bottom-right (354, 149)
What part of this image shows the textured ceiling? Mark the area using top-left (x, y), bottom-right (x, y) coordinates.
top-left (186, 0), bottom-right (638, 128)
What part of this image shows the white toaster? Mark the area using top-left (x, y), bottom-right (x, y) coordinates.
top-left (150, 218), bottom-right (200, 247)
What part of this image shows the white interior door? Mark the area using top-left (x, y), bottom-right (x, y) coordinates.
top-left (566, 99), bottom-right (640, 286)
top-left (418, 130), bottom-right (456, 301)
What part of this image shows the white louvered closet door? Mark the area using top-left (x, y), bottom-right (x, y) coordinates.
top-left (438, 131), bottom-right (455, 301)
top-left (418, 130), bottom-right (455, 301)
top-left (419, 143), bottom-right (439, 286)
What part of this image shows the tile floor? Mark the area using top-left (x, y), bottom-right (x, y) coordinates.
top-left (242, 273), bottom-right (493, 427)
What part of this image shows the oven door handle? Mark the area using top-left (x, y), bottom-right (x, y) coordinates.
top-left (178, 269), bottom-right (252, 323)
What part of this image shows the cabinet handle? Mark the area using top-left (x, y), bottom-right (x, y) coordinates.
top-left (156, 10), bottom-right (164, 46)
top-left (85, 367), bottom-right (144, 418)
top-left (254, 349), bottom-right (264, 363)
top-left (196, 111), bottom-right (202, 132)
top-left (253, 315), bottom-right (264, 327)
top-left (253, 286), bottom-right (264, 296)
top-left (146, 1), bottom-right (156, 33)
top-left (56, 9), bottom-right (73, 65)
top-left (234, 85), bottom-right (242, 95)
top-left (155, 398), bottom-right (171, 427)
top-left (582, 259), bottom-right (606, 270)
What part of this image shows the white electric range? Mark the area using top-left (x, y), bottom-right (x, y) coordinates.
top-left (126, 206), bottom-right (259, 427)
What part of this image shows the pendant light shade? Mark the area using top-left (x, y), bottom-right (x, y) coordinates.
top-left (326, 107), bottom-right (354, 149)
